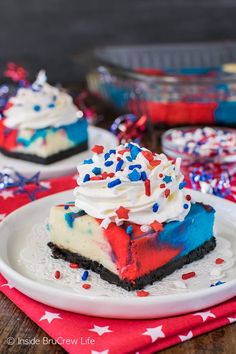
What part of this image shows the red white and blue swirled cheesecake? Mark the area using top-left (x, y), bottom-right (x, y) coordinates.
top-left (48, 143), bottom-right (216, 290)
top-left (0, 71), bottom-right (88, 164)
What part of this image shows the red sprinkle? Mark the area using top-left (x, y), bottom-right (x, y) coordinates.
top-left (136, 290), bottom-right (150, 297)
top-left (186, 194), bottom-right (191, 201)
top-left (69, 263), bottom-right (80, 269)
top-left (144, 179), bottom-right (151, 196)
top-left (90, 176), bottom-right (103, 181)
top-left (102, 172), bottom-right (115, 179)
top-left (142, 150), bottom-right (154, 162)
top-left (215, 258), bottom-right (225, 265)
top-left (159, 173), bottom-right (163, 178)
top-left (119, 148), bottom-right (130, 155)
top-left (160, 183), bottom-right (165, 189)
top-left (164, 189), bottom-right (170, 198)
top-left (149, 159), bottom-right (161, 168)
top-left (150, 220), bottom-right (163, 232)
top-left (82, 283), bottom-right (91, 289)
top-left (91, 145), bottom-right (104, 154)
top-left (54, 270), bottom-right (61, 279)
top-left (182, 271), bottom-right (196, 280)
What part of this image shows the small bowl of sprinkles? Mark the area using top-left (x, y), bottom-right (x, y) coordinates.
top-left (162, 126), bottom-right (236, 165)
top-left (162, 126), bottom-right (236, 180)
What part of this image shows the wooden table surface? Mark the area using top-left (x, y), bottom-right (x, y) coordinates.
top-left (1, 107), bottom-right (236, 353)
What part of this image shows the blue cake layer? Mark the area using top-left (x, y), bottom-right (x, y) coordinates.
top-left (17, 117), bottom-right (88, 147)
top-left (158, 202), bottom-right (215, 258)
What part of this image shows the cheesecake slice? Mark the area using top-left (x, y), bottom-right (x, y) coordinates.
top-left (48, 201), bottom-right (215, 290)
top-left (48, 143), bottom-right (216, 290)
top-left (0, 71), bottom-right (88, 164)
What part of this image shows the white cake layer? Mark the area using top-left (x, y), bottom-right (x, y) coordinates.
top-left (49, 206), bottom-right (118, 274)
top-left (15, 129), bottom-right (73, 157)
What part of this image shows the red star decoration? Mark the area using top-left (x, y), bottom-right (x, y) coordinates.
top-left (91, 145), bottom-right (104, 154)
top-left (116, 206), bottom-right (130, 219)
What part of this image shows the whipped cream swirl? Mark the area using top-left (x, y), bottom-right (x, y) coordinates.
top-left (74, 143), bottom-right (191, 225)
top-left (4, 71), bottom-right (80, 129)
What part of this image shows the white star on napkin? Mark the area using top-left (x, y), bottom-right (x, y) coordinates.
top-left (89, 325), bottom-right (113, 336)
top-left (193, 311), bottom-right (216, 322)
top-left (179, 331), bottom-right (193, 342)
top-left (142, 325), bottom-right (165, 343)
top-left (39, 311), bottom-right (62, 324)
top-left (228, 317), bottom-right (236, 323)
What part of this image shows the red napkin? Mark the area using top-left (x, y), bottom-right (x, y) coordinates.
top-left (1, 174), bottom-right (236, 354)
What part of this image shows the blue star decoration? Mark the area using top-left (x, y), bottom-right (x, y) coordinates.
top-left (13, 172), bottom-right (49, 201)
top-left (163, 175), bottom-right (172, 184)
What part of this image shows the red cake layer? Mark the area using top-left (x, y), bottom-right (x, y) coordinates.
top-left (98, 220), bottom-right (180, 281)
top-left (129, 101), bottom-right (217, 125)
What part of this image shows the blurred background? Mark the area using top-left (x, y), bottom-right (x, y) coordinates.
top-left (1, 0), bottom-right (236, 83)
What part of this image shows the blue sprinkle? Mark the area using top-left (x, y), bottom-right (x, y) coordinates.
top-left (33, 104), bottom-right (41, 112)
top-left (108, 179), bottom-right (121, 188)
top-left (92, 167), bottom-right (101, 175)
top-left (48, 103), bottom-right (55, 108)
top-left (109, 149), bottom-right (116, 155)
top-left (83, 159), bottom-right (93, 164)
top-left (152, 203), bottom-right (159, 212)
top-left (128, 142), bottom-right (134, 149)
top-left (116, 159), bottom-right (124, 172)
top-left (64, 205), bottom-right (69, 210)
top-left (141, 171), bottom-right (147, 181)
top-left (129, 164), bottom-right (142, 170)
top-left (210, 280), bottom-right (225, 287)
top-left (163, 175), bottom-right (172, 184)
top-left (126, 156), bottom-right (133, 162)
top-left (130, 145), bottom-right (141, 159)
top-left (104, 152), bottom-right (110, 160)
top-left (104, 160), bottom-right (113, 167)
top-left (126, 225), bottom-right (133, 235)
top-left (216, 281), bottom-right (225, 285)
top-left (128, 169), bottom-right (141, 181)
top-left (82, 270), bottom-right (89, 281)
top-left (83, 174), bottom-right (90, 183)
top-left (183, 203), bottom-right (189, 209)
top-left (179, 181), bottom-right (187, 190)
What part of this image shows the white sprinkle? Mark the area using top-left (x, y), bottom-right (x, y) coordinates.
top-left (175, 157), bottom-right (182, 175)
top-left (100, 217), bottom-right (111, 229)
top-left (140, 225), bottom-right (152, 233)
top-left (173, 280), bottom-right (187, 289)
top-left (115, 218), bottom-right (124, 226)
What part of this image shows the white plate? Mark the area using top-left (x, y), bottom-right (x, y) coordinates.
top-left (0, 190), bottom-right (236, 319)
top-left (0, 126), bottom-right (118, 179)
